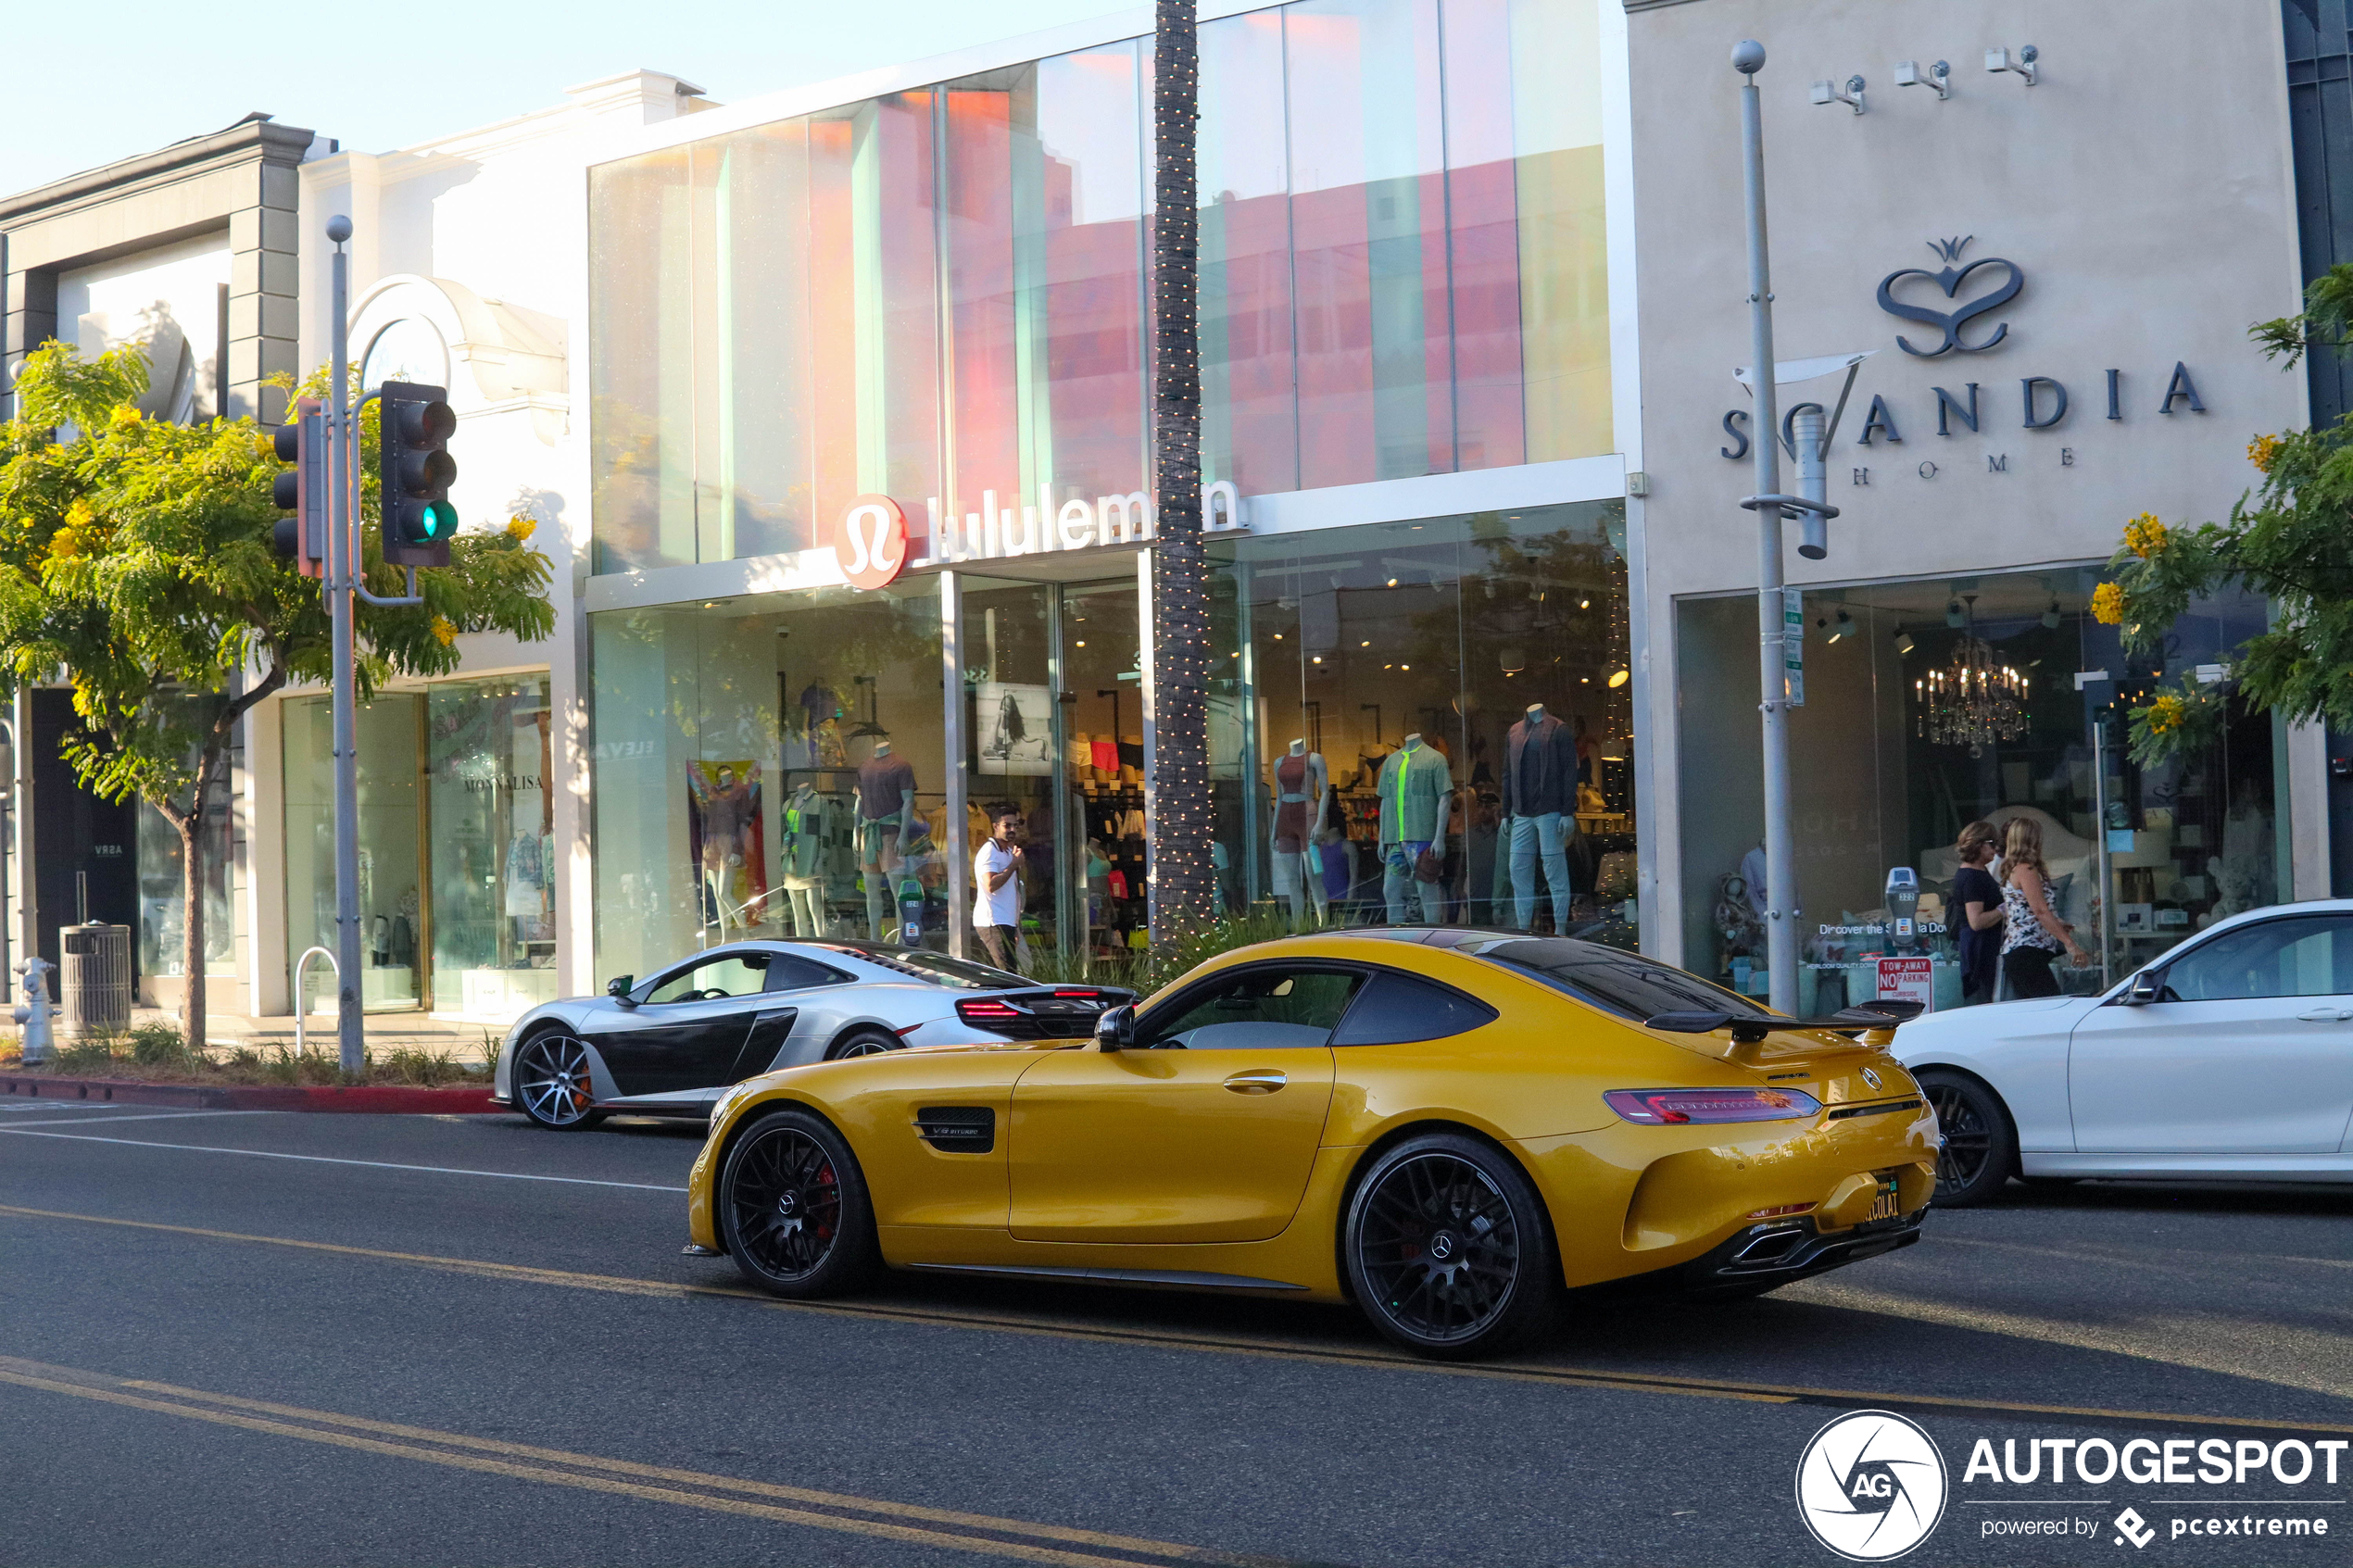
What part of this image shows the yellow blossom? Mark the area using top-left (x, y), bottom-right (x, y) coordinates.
top-left (2122, 513), bottom-right (2169, 559)
top-left (2248, 433), bottom-right (2284, 474)
top-left (108, 406), bottom-right (141, 431)
top-left (2146, 695), bottom-right (2185, 734)
top-left (504, 515), bottom-right (535, 542)
top-left (47, 527), bottom-right (80, 561)
top-left (2090, 582), bottom-right (2125, 625)
top-left (430, 615), bottom-right (458, 647)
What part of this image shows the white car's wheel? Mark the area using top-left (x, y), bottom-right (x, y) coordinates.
top-left (1920, 1070), bottom-right (2015, 1205)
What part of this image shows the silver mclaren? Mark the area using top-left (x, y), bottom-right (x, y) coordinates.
top-left (491, 940), bottom-right (1133, 1130)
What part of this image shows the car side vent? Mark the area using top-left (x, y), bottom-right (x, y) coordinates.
top-left (914, 1106), bottom-right (995, 1153)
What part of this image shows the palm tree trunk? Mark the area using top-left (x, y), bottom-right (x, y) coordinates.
top-left (1149, 0), bottom-right (1215, 947)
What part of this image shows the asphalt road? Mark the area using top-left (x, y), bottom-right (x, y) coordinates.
top-left (2, 1100), bottom-right (2348, 1567)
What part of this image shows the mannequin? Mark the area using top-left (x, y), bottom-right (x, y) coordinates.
top-left (854, 738), bottom-right (918, 941)
top-left (778, 782), bottom-right (830, 937)
top-left (1502, 703), bottom-right (1578, 933)
top-left (1377, 732), bottom-right (1452, 924)
top-left (1269, 739), bottom-right (1331, 927)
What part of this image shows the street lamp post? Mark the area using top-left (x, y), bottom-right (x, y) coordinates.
top-left (1731, 40), bottom-right (1804, 1016)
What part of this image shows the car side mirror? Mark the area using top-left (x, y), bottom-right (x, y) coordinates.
top-left (608, 975), bottom-right (636, 1008)
top-left (1096, 1004), bottom-right (1138, 1051)
top-left (2123, 970), bottom-right (2163, 1007)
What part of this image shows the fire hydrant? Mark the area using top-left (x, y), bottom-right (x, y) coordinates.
top-left (14, 957), bottom-right (56, 1065)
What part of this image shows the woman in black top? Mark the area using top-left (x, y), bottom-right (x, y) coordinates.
top-left (1951, 820), bottom-right (2005, 1005)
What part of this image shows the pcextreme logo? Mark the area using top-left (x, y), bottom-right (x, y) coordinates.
top-left (1795, 1410), bottom-right (1950, 1561)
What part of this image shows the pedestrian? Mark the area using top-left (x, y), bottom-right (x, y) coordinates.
top-left (1950, 820), bottom-right (2005, 1005)
top-left (1997, 816), bottom-right (2088, 997)
top-left (973, 807), bottom-right (1025, 974)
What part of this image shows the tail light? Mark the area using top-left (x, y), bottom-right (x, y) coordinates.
top-left (1604, 1087), bottom-right (1822, 1125)
top-left (956, 998), bottom-right (1026, 1025)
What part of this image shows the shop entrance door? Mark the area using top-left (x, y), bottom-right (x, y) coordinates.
top-left (956, 573), bottom-right (1144, 969)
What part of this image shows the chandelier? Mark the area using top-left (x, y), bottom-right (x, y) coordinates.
top-left (1916, 635), bottom-right (2030, 755)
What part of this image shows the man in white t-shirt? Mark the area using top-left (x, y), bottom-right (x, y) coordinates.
top-left (973, 809), bottom-right (1026, 973)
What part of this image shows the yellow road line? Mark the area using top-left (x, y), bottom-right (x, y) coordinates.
top-left (8, 1202), bottom-right (2348, 1433)
top-left (0, 1356), bottom-right (1271, 1568)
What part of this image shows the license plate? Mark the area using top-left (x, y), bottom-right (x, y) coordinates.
top-left (1868, 1173), bottom-right (1901, 1222)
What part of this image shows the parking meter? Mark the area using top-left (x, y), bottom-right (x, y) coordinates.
top-left (1885, 867), bottom-right (1920, 953)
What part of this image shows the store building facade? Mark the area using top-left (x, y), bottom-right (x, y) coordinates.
top-left (1627, 0), bottom-right (2322, 1004)
top-left (573, 0), bottom-right (1644, 985)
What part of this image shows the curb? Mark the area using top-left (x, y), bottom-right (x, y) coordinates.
top-left (0, 1075), bottom-right (500, 1114)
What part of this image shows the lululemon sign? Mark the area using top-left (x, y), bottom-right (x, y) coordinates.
top-left (836, 495), bottom-right (909, 590)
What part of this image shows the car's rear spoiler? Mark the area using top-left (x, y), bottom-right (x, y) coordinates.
top-left (1643, 1000), bottom-right (1923, 1062)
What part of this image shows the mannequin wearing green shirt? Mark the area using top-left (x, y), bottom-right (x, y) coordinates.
top-left (1377, 733), bottom-right (1452, 924)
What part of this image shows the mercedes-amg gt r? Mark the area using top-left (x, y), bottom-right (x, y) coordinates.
top-left (683, 929), bottom-right (1937, 1358)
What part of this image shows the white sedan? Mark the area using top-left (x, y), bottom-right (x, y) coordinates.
top-left (1894, 899), bottom-right (2353, 1203)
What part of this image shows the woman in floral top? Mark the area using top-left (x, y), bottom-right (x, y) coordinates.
top-left (1998, 817), bottom-right (2089, 997)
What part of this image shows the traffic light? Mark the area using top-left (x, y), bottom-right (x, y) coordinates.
top-left (379, 381), bottom-right (458, 568)
top-left (271, 396), bottom-right (326, 578)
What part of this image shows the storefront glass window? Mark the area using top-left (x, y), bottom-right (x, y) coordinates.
top-left (589, 94), bottom-right (942, 573)
top-left (588, 0), bottom-right (1613, 573)
top-left (135, 792), bottom-right (231, 976)
top-left (1675, 573), bottom-right (2290, 1009)
top-left (590, 581), bottom-right (948, 986)
top-left (282, 694), bottom-right (423, 1010)
top-left (1213, 501), bottom-right (1634, 945)
top-left (426, 678), bottom-right (556, 1018)
top-left (941, 45), bottom-right (1148, 523)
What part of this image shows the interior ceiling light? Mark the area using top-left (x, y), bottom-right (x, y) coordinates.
top-left (1579, 598), bottom-right (1591, 609)
top-left (2042, 598), bottom-right (2062, 629)
top-left (1386, 577), bottom-right (1400, 588)
top-left (1829, 609), bottom-right (1853, 644)
top-left (1894, 624), bottom-right (1917, 656)
top-left (1608, 669), bottom-right (1631, 688)
top-left (1944, 599), bottom-right (1968, 629)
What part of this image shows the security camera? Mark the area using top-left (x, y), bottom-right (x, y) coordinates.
top-left (1894, 59), bottom-right (1951, 100)
top-left (1810, 74), bottom-right (1867, 115)
top-left (1986, 44), bottom-right (2038, 85)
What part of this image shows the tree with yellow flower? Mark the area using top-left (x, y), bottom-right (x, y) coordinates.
top-left (2093, 268), bottom-right (2353, 765)
top-left (0, 341), bottom-right (553, 1052)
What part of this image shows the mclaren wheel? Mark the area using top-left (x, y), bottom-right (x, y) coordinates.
top-left (1919, 1069), bottom-right (2017, 1207)
top-left (512, 1033), bottom-right (606, 1131)
top-left (1343, 1132), bottom-right (1559, 1360)
top-left (827, 1028), bottom-right (903, 1060)
top-left (718, 1109), bottom-right (879, 1298)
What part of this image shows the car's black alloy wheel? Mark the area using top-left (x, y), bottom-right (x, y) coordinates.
top-left (513, 1034), bottom-right (605, 1131)
top-left (1344, 1132), bottom-right (1558, 1359)
top-left (719, 1110), bottom-right (878, 1298)
top-left (829, 1028), bottom-right (901, 1060)
top-left (1919, 1069), bottom-right (2017, 1207)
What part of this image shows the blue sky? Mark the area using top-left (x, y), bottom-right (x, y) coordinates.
top-left (4, 0), bottom-right (1130, 195)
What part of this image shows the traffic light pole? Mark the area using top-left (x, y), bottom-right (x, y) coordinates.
top-left (321, 217), bottom-right (422, 1075)
top-left (327, 224), bottom-right (365, 1074)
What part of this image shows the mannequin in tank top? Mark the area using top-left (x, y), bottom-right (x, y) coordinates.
top-left (1269, 740), bottom-right (1330, 927)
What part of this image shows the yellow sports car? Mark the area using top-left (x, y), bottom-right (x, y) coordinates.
top-left (686, 930), bottom-right (1939, 1358)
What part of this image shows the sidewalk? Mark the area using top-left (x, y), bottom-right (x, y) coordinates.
top-left (131, 1008), bottom-right (505, 1065)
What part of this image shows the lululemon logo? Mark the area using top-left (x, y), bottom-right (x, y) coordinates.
top-left (1793, 1410), bottom-right (1948, 1561)
top-left (836, 495), bottom-right (910, 591)
top-left (1876, 236), bottom-right (2023, 358)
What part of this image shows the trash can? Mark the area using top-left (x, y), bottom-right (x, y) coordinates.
top-left (57, 922), bottom-right (133, 1037)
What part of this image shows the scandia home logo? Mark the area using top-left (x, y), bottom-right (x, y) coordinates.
top-left (1795, 1410), bottom-right (1950, 1561)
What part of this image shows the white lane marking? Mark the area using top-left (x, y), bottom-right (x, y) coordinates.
top-left (2, 1100), bottom-right (135, 1111)
top-left (0, 1110), bottom-right (265, 1127)
top-left (0, 1128), bottom-right (688, 1192)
